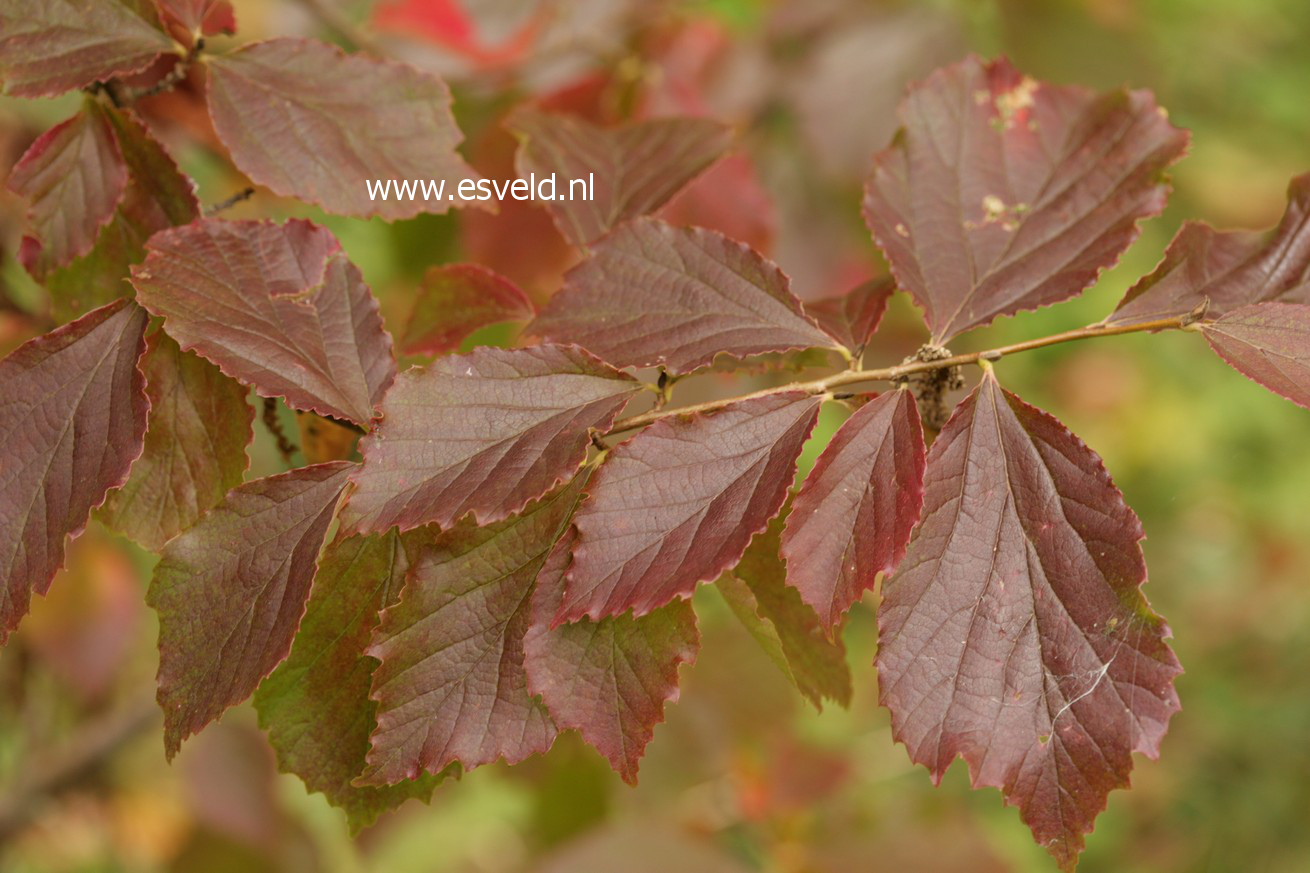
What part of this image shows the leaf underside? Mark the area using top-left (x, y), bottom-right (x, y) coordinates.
top-left (803, 278), bottom-right (895, 354)
top-left (1108, 173), bottom-right (1310, 326)
top-left (864, 54), bottom-right (1188, 342)
top-left (876, 371), bottom-right (1180, 870)
top-left (1201, 302), bottom-right (1310, 410)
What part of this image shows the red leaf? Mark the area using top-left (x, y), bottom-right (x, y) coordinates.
top-left (131, 218), bottom-right (396, 426)
top-left (558, 392), bottom-right (821, 622)
top-left (254, 530), bottom-right (450, 828)
top-left (1108, 174), bottom-right (1310, 326)
top-left (507, 110), bottom-right (732, 246)
top-left (398, 263), bottom-right (535, 357)
top-left (341, 344), bottom-right (639, 535)
top-left (150, 462), bottom-right (353, 759)
top-left (39, 104), bottom-right (199, 323)
top-left (524, 528), bottom-right (698, 784)
top-left (863, 55), bottom-right (1188, 342)
top-left (358, 479), bottom-right (586, 783)
top-left (529, 218), bottom-right (842, 374)
top-left (155, 0), bottom-right (235, 39)
top-left (206, 38), bottom-right (481, 220)
top-left (658, 153), bottom-right (777, 256)
top-left (803, 278), bottom-right (895, 355)
top-left (719, 510), bottom-right (851, 710)
top-left (876, 371), bottom-right (1180, 870)
top-left (97, 331), bottom-right (252, 551)
top-left (7, 102), bottom-right (128, 269)
top-left (0, 299), bottom-right (149, 644)
top-left (1201, 302), bottom-right (1310, 409)
top-left (0, 0), bottom-right (175, 98)
top-left (781, 390), bottom-right (924, 628)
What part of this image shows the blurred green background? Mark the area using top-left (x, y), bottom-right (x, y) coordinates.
top-left (2, 0), bottom-right (1309, 871)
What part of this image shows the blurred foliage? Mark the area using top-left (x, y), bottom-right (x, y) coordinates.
top-left (2, 0), bottom-right (1309, 871)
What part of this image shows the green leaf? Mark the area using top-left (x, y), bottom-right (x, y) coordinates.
top-left (254, 530), bottom-right (451, 832)
top-left (718, 510), bottom-right (851, 710)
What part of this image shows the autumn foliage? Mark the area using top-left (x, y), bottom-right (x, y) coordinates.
top-left (3, 2), bottom-right (1310, 869)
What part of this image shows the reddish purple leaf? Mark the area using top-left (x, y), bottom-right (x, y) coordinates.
top-left (97, 331), bottom-right (252, 551)
top-left (863, 55), bottom-right (1188, 342)
top-left (877, 371), bottom-right (1180, 870)
top-left (558, 392), bottom-right (821, 622)
top-left (507, 109), bottom-right (732, 246)
top-left (524, 528), bottom-right (699, 783)
top-left (1201, 302), bottom-right (1310, 409)
top-left (1108, 174), bottom-right (1310, 326)
top-left (0, 0), bottom-right (175, 98)
top-left (149, 462), bottom-right (353, 759)
top-left (781, 389), bottom-right (925, 629)
top-left (803, 278), bottom-right (895, 355)
top-left (131, 218), bottom-right (396, 425)
top-left (254, 530), bottom-right (449, 830)
top-left (39, 104), bottom-right (200, 323)
top-left (529, 219), bottom-right (841, 374)
top-left (206, 38), bottom-right (480, 221)
top-left (341, 344), bottom-right (639, 535)
top-left (357, 479), bottom-right (586, 784)
top-left (399, 263), bottom-right (535, 357)
top-left (155, 0), bottom-right (235, 38)
top-left (719, 510), bottom-right (851, 710)
top-left (7, 102), bottom-right (128, 269)
top-left (0, 299), bottom-right (148, 644)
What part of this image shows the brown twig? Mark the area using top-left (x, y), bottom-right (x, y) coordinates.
top-left (204, 186), bottom-right (256, 217)
top-left (262, 397), bottom-right (299, 463)
top-left (606, 315), bottom-right (1192, 435)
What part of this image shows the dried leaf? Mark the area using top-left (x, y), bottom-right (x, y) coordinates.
top-left (0, 299), bottom-right (148, 644)
top-left (803, 278), bottom-right (895, 356)
top-left (529, 218), bottom-right (841, 374)
top-left (719, 511), bottom-right (851, 709)
top-left (508, 109), bottom-right (731, 246)
top-left (150, 462), bottom-right (353, 759)
top-left (399, 263), bottom-right (535, 357)
top-left (341, 344), bottom-right (639, 535)
top-left (0, 0), bottom-right (175, 98)
top-left (524, 528), bottom-right (699, 783)
top-left (131, 218), bottom-right (396, 425)
top-left (863, 55), bottom-right (1188, 342)
top-left (254, 530), bottom-right (449, 831)
top-left (206, 38), bottom-right (480, 220)
top-left (559, 392), bottom-right (821, 622)
top-left (1108, 174), bottom-right (1310, 326)
top-left (781, 390), bottom-right (924, 628)
top-left (7, 101), bottom-right (128, 269)
top-left (359, 480), bottom-right (585, 784)
top-left (97, 331), bottom-right (252, 551)
top-left (877, 371), bottom-right (1180, 869)
top-left (1201, 302), bottom-right (1310, 409)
